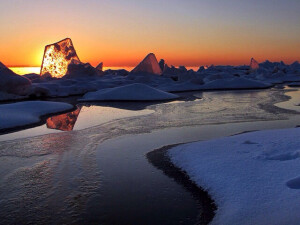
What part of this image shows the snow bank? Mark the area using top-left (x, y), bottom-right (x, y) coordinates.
top-left (168, 128), bottom-right (300, 225)
top-left (79, 83), bottom-right (179, 101)
top-left (0, 62), bottom-right (31, 95)
top-left (0, 101), bottom-right (73, 130)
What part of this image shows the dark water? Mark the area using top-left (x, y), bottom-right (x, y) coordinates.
top-left (0, 88), bottom-right (299, 225)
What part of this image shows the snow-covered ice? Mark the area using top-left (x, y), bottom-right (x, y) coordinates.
top-left (168, 128), bottom-right (300, 225)
top-left (1, 42), bottom-right (300, 102)
top-left (0, 101), bottom-right (73, 130)
top-left (79, 83), bottom-right (179, 101)
top-left (0, 62), bottom-right (31, 95)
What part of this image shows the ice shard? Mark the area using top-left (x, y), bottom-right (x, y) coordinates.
top-left (131, 53), bottom-right (162, 75)
top-left (250, 58), bottom-right (259, 70)
top-left (96, 62), bottom-right (103, 71)
top-left (159, 59), bottom-right (165, 71)
top-left (40, 38), bottom-right (80, 78)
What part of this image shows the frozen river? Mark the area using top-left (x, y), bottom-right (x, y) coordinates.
top-left (0, 87), bottom-right (300, 225)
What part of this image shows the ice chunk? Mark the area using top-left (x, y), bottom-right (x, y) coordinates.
top-left (159, 59), bottom-right (165, 71)
top-left (79, 83), bottom-right (179, 101)
top-left (65, 62), bottom-right (102, 78)
top-left (197, 66), bottom-right (205, 73)
top-left (131, 53), bottom-right (162, 75)
top-left (0, 61), bottom-right (31, 95)
top-left (40, 38), bottom-right (80, 78)
top-left (250, 58), bottom-right (259, 70)
top-left (96, 62), bottom-right (103, 71)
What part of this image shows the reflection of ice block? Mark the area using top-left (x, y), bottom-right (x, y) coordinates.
top-left (132, 53), bottom-right (162, 75)
top-left (46, 107), bottom-right (81, 131)
top-left (40, 38), bottom-right (80, 78)
top-left (250, 58), bottom-right (259, 70)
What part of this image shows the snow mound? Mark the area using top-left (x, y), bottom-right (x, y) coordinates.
top-left (0, 101), bottom-right (74, 130)
top-left (168, 128), bottom-right (300, 225)
top-left (0, 62), bottom-right (31, 95)
top-left (131, 53), bottom-right (162, 75)
top-left (79, 83), bottom-right (179, 101)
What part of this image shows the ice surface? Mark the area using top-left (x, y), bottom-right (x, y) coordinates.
top-left (40, 38), bottom-right (80, 78)
top-left (0, 101), bottom-right (73, 130)
top-left (79, 83), bottom-right (179, 101)
top-left (169, 128), bottom-right (300, 225)
top-left (131, 53), bottom-right (162, 75)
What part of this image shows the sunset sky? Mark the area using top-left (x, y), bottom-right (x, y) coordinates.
top-left (0, 0), bottom-right (299, 67)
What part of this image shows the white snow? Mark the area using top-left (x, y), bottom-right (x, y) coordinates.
top-left (168, 128), bottom-right (300, 225)
top-left (0, 101), bottom-right (73, 130)
top-left (79, 83), bottom-right (179, 101)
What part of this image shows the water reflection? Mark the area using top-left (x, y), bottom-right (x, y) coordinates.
top-left (46, 107), bottom-right (82, 131)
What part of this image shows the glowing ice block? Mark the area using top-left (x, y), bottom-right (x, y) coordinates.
top-left (40, 38), bottom-right (80, 78)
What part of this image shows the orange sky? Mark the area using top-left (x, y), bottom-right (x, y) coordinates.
top-left (0, 0), bottom-right (299, 67)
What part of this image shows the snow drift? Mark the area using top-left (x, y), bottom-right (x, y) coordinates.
top-left (0, 62), bottom-right (31, 95)
top-left (169, 128), bottom-right (300, 225)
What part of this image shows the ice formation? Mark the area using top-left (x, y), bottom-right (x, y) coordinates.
top-left (0, 61), bottom-right (31, 95)
top-left (40, 38), bottom-right (80, 78)
top-left (250, 58), bottom-right (259, 70)
top-left (131, 53), bottom-right (162, 75)
top-left (96, 62), bottom-right (103, 71)
top-left (159, 59), bottom-right (165, 71)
